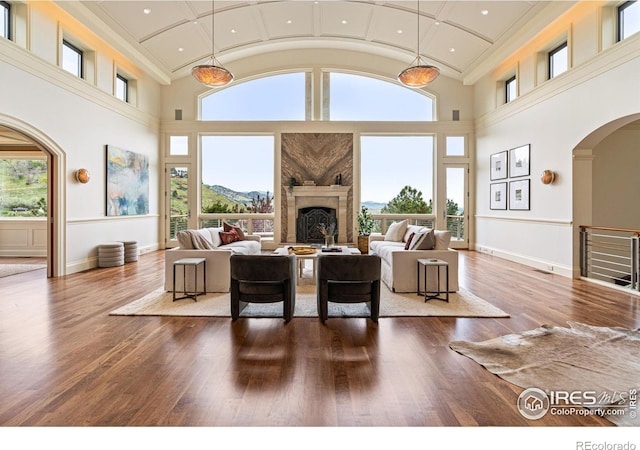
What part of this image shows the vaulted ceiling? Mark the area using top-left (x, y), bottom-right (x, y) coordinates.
top-left (60, 1), bottom-right (576, 85)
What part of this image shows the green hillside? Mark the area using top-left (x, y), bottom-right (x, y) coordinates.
top-left (0, 159), bottom-right (48, 217)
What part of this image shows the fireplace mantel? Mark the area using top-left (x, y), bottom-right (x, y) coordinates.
top-left (286, 186), bottom-right (350, 243)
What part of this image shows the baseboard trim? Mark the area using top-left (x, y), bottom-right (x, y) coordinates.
top-left (66, 244), bottom-right (159, 275)
top-left (471, 244), bottom-right (573, 278)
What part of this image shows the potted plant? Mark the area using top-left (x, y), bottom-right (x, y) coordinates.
top-left (357, 206), bottom-right (374, 254)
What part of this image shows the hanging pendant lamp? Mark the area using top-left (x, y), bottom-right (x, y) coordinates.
top-left (398, 0), bottom-right (439, 88)
top-left (192, 0), bottom-right (233, 87)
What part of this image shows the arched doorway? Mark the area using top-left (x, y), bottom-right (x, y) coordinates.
top-left (0, 114), bottom-right (66, 277)
top-left (572, 113), bottom-right (640, 280)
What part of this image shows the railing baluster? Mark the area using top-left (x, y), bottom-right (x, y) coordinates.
top-left (580, 226), bottom-right (588, 277)
top-left (632, 233), bottom-right (639, 291)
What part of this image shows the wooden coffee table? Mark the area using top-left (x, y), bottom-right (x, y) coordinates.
top-left (274, 246), bottom-right (361, 284)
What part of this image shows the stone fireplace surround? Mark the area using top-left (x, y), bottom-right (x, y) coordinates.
top-left (286, 186), bottom-right (350, 243)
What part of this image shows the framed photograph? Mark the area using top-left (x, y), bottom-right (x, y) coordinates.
top-left (509, 144), bottom-right (530, 178)
top-left (490, 151), bottom-right (508, 180)
top-left (490, 183), bottom-right (507, 210)
top-left (509, 179), bottom-right (530, 210)
top-left (106, 145), bottom-right (149, 216)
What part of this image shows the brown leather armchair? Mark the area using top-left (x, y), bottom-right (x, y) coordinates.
top-left (316, 254), bottom-right (381, 323)
top-left (230, 254), bottom-right (296, 322)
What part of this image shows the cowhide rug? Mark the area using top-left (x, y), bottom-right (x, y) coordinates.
top-left (449, 321), bottom-right (640, 426)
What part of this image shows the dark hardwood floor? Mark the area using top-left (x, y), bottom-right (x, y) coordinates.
top-left (0, 249), bottom-right (638, 429)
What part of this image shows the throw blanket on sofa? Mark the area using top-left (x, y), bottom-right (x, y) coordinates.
top-left (176, 230), bottom-right (216, 250)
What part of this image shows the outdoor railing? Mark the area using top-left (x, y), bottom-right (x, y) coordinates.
top-left (446, 214), bottom-right (465, 241)
top-left (579, 225), bottom-right (640, 291)
top-left (371, 214), bottom-right (435, 235)
top-left (370, 213), bottom-right (465, 241)
top-left (173, 212), bottom-right (461, 245)
top-left (200, 213), bottom-right (275, 241)
top-left (169, 214), bottom-right (189, 240)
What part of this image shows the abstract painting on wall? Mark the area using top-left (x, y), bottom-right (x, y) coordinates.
top-left (106, 145), bottom-right (149, 216)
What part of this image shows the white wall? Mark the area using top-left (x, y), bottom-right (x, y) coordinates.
top-left (0, 2), bottom-right (163, 274)
top-left (593, 124), bottom-right (640, 229)
top-left (473, 1), bottom-right (640, 277)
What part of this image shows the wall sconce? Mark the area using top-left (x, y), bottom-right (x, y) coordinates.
top-left (540, 169), bottom-right (555, 185)
top-left (75, 168), bottom-right (91, 184)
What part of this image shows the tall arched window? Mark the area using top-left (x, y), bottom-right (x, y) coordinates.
top-left (326, 72), bottom-right (435, 121)
top-left (200, 72), bottom-right (308, 121)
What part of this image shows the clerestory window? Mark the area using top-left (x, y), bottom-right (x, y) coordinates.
top-left (548, 42), bottom-right (568, 79)
top-left (1, 1), bottom-right (10, 40)
top-left (618, 1), bottom-right (640, 41)
top-left (62, 40), bottom-right (83, 78)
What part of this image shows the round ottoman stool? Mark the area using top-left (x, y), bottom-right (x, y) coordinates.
top-left (121, 240), bottom-right (138, 263)
top-left (98, 242), bottom-right (125, 268)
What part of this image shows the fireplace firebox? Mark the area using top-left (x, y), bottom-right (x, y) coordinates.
top-left (296, 207), bottom-right (337, 243)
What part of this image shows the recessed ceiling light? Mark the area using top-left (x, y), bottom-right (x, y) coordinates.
top-left (143, 8), bottom-right (151, 15)
top-left (287, 19), bottom-right (292, 24)
top-left (178, 47), bottom-right (184, 52)
top-left (481, 9), bottom-right (489, 15)
top-left (341, 20), bottom-right (348, 25)
top-left (434, 21), bottom-right (440, 26)
top-left (231, 28), bottom-right (237, 33)
top-left (193, 20), bottom-right (198, 25)
top-left (397, 29), bottom-right (403, 34)
top-left (449, 47), bottom-right (456, 52)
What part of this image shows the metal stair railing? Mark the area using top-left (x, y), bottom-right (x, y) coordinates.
top-left (580, 225), bottom-right (640, 291)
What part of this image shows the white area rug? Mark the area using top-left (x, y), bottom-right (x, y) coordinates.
top-left (110, 284), bottom-right (509, 318)
top-left (0, 264), bottom-right (46, 278)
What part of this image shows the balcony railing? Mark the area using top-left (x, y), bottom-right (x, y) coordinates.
top-left (370, 213), bottom-right (465, 241)
top-left (371, 214), bottom-right (435, 235)
top-left (580, 225), bottom-right (640, 292)
top-left (173, 212), bottom-right (461, 244)
top-left (200, 213), bottom-right (275, 241)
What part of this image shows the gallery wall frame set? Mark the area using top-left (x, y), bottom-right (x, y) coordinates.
top-left (489, 144), bottom-right (531, 211)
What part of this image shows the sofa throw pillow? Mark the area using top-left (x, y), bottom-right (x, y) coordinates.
top-left (219, 229), bottom-right (240, 245)
top-left (408, 231), bottom-right (425, 250)
top-left (404, 225), bottom-right (426, 243)
top-left (415, 228), bottom-right (436, 250)
top-left (384, 219), bottom-right (408, 242)
top-left (223, 221), bottom-right (246, 240)
top-left (404, 232), bottom-right (415, 250)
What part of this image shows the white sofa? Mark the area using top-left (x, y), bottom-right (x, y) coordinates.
top-left (164, 227), bottom-right (261, 293)
top-left (369, 223), bottom-right (459, 293)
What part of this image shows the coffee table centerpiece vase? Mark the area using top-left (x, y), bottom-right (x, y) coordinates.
top-left (319, 222), bottom-right (336, 248)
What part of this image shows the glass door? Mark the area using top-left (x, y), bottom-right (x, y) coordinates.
top-left (443, 164), bottom-right (468, 249)
top-left (165, 164), bottom-right (194, 247)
